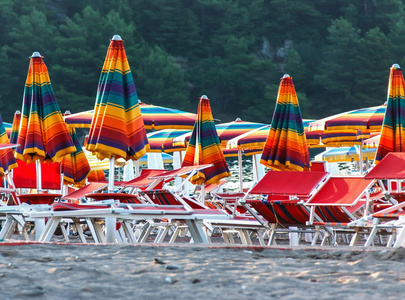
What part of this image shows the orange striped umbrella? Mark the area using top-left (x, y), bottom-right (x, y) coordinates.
top-left (260, 74), bottom-right (310, 171)
top-left (182, 95), bottom-right (230, 185)
top-left (375, 64), bottom-right (405, 162)
top-left (15, 52), bottom-right (75, 163)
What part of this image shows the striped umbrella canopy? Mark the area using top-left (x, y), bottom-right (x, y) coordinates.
top-left (260, 74), bottom-right (311, 171)
top-left (9, 110), bottom-right (21, 144)
top-left (315, 146), bottom-right (377, 163)
top-left (227, 119), bottom-right (316, 152)
top-left (63, 102), bottom-right (196, 130)
top-left (0, 115), bottom-right (18, 176)
top-left (375, 64), bottom-right (405, 163)
top-left (182, 95), bottom-right (231, 185)
top-left (61, 127), bottom-right (91, 187)
top-left (86, 35), bottom-right (149, 191)
top-left (146, 129), bottom-right (191, 153)
top-left (308, 105), bottom-right (385, 147)
top-left (15, 52), bottom-right (76, 163)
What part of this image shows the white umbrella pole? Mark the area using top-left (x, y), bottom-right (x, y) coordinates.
top-left (200, 183), bottom-right (205, 203)
top-left (135, 159), bottom-right (140, 177)
top-left (108, 156), bottom-right (115, 192)
top-left (359, 145), bottom-right (363, 175)
top-left (36, 160), bottom-right (42, 192)
top-left (238, 149), bottom-right (243, 192)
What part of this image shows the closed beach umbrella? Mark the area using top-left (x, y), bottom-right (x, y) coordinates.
top-left (182, 95), bottom-right (230, 186)
top-left (61, 127), bottom-right (91, 187)
top-left (260, 74), bottom-right (311, 171)
top-left (0, 115), bottom-right (18, 176)
top-left (375, 64), bottom-right (405, 163)
top-left (86, 35), bottom-right (149, 192)
top-left (15, 52), bottom-right (75, 163)
top-left (10, 110), bottom-right (21, 144)
top-left (15, 52), bottom-right (75, 190)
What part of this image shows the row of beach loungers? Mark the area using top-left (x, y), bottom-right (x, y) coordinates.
top-left (1, 153), bottom-right (405, 247)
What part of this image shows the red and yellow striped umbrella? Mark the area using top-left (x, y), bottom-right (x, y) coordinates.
top-left (147, 129), bottom-right (191, 153)
top-left (61, 127), bottom-right (91, 187)
top-left (375, 64), bottom-right (405, 163)
top-left (64, 102), bottom-right (196, 130)
top-left (260, 74), bottom-right (311, 171)
top-left (86, 35), bottom-right (149, 161)
top-left (15, 52), bottom-right (75, 163)
top-left (0, 115), bottom-right (18, 176)
top-left (182, 95), bottom-right (230, 185)
top-left (9, 110), bottom-right (21, 144)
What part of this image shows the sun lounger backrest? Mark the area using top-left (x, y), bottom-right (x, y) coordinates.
top-left (62, 182), bottom-right (108, 201)
top-left (13, 160), bottom-right (61, 190)
top-left (142, 190), bottom-right (180, 206)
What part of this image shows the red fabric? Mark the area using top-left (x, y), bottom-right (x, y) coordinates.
top-left (309, 161), bottom-right (326, 172)
top-left (52, 202), bottom-right (109, 211)
top-left (62, 182), bottom-right (108, 201)
top-left (18, 193), bottom-right (62, 205)
top-left (13, 160), bottom-right (61, 190)
top-left (365, 152), bottom-right (405, 179)
top-left (87, 170), bottom-right (106, 182)
top-left (85, 192), bottom-right (142, 204)
top-left (250, 171), bottom-right (328, 196)
top-left (307, 177), bottom-right (373, 206)
top-left (122, 169), bottom-right (166, 188)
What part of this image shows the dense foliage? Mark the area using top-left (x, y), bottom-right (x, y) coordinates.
top-left (1, 0), bottom-right (404, 123)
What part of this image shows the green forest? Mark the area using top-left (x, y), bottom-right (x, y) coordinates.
top-left (1, 0), bottom-right (405, 123)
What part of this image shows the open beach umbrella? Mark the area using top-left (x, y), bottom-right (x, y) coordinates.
top-left (64, 102), bottom-right (196, 130)
top-left (181, 95), bottom-right (230, 189)
top-left (375, 64), bottom-right (405, 163)
top-left (315, 146), bottom-right (377, 163)
top-left (10, 110), bottom-right (21, 144)
top-left (146, 129), bottom-right (191, 153)
top-left (86, 35), bottom-right (149, 192)
top-left (260, 74), bottom-right (311, 171)
top-left (15, 52), bottom-right (76, 190)
top-left (0, 115), bottom-right (18, 176)
top-left (61, 127), bottom-right (91, 187)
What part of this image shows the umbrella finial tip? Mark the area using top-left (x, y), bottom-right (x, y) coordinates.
top-left (112, 35), bottom-right (122, 41)
top-left (282, 74), bottom-right (290, 78)
top-left (15, 110), bottom-right (21, 114)
top-left (392, 63), bottom-right (401, 69)
top-left (201, 95), bottom-right (209, 100)
top-left (31, 52), bottom-right (41, 58)
top-left (235, 117), bottom-right (242, 122)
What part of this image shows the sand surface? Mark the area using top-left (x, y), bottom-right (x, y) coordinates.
top-left (0, 243), bottom-right (404, 299)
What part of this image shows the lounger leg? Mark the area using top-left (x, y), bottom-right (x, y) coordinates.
top-left (267, 229), bottom-right (277, 245)
top-left (73, 221), bottom-right (87, 243)
top-left (60, 223), bottom-right (70, 242)
top-left (85, 218), bottom-right (101, 243)
top-left (349, 228), bottom-right (361, 246)
top-left (39, 217), bottom-right (61, 242)
top-left (105, 217), bottom-right (116, 243)
top-left (256, 230), bottom-right (265, 246)
top-left (289, 227), bottom-right (299, 246)
top-left (139, 222), bottom-right (154, 243)
top-left (0, 217), bottom-right (17, 240)
top-left (364, 226), bottom-right (379, 247)
top-left (169, 226), bottom-right (181, 243)
top-left (387, 229), bottom-right (396, 247)
top-left (185, 220), bottom-right (209, 243)
top-left (122, 221), bottom-right (137, 243)
top-left (311, 227), bottom-right (320, 246)
top-left (35, 218), bottom-right (46, 241)
top-left (393, 225), bottom-right (405, 248)
top-left (155, 226), bottom-right (170, 243)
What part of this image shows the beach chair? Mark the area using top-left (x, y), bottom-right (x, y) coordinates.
top-left (305, 176), bottom-right (379, 246)
top-left (240, 170), bottom-right (330, 245)
top-left (351, 152), bottom-right (405, 247)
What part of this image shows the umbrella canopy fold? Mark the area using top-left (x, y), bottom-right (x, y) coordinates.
top-left (15, 52), bottom-right (75, 163)
top-left (375, 64), bottom-right (405, 163)
top-left (260, 74), bottom-right (311, 171)
top-left (181, 95), bottom-right (230, 185)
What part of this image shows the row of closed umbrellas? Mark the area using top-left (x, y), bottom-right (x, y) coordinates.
top-left (0, 35), bottom-right (404, 193)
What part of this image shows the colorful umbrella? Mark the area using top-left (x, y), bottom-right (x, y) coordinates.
top-left (146, 129), bottom-right (191, 153)
top-left (9, 110), bottom-right (21, 144)
top-left (375, 64), bottom-right (405, 163)
top-left (260, 74), bottom-right (311, 171)
top-left (315, 146), bottom-right (377, 163)
top-left (15, 52), bottom-right (76, 164)
top-left (182, 95), bottom-right (230, 186)
top-left (63, 102), bottom-right (196, 130)
top-left (86, 35), bottom-right (149, 191)
top-left (61, 127), bottom-right (91, 187)
top-left (0, 115), bottom-right (18, 176)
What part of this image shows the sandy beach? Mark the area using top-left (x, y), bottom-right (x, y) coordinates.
top-left (0, 242), bottom-right (404, 299)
